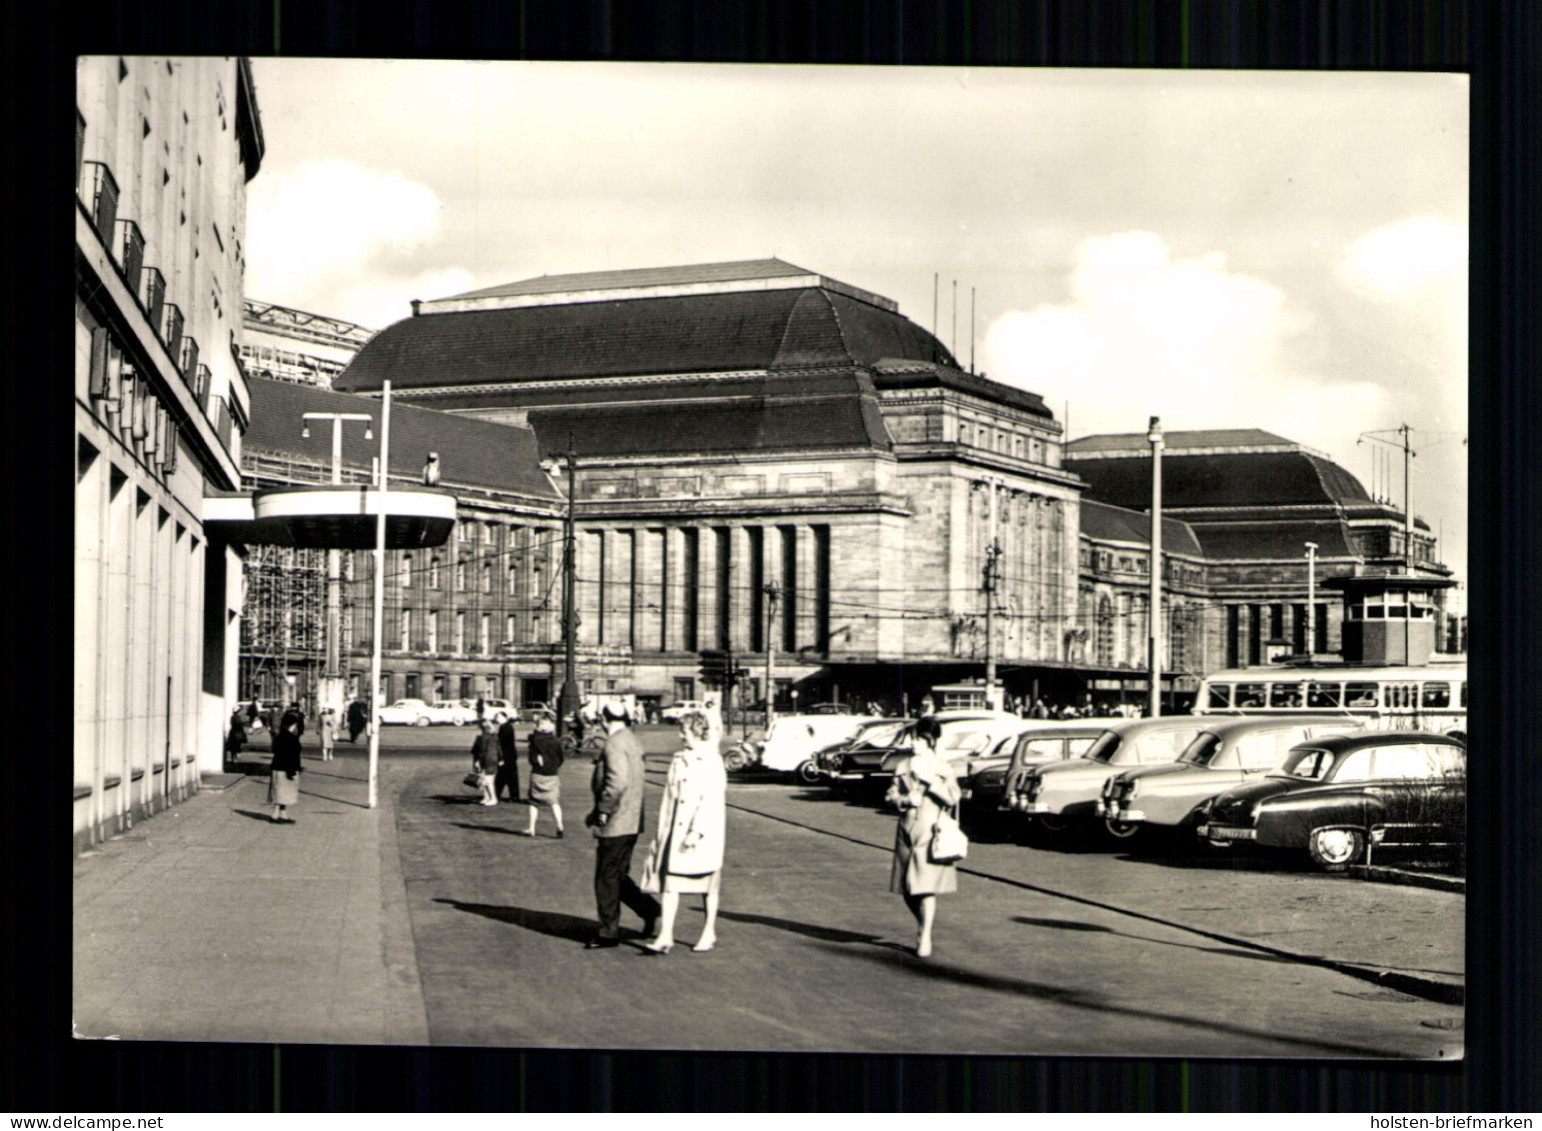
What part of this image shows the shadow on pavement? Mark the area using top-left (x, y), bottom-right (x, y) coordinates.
top-left (433, 898), bottom-right (596, 943)
top-left (1009, 915), bottom-right (1291, 965)
top-left (716, 909), bottom-right (897, 949)
top-left (451, 822), bottom-right (529, 837)
top-left (428, 793), bottom-right (486, 805)
top-left (813, 941), bottom-right (1398, 1057)
top-left (231, 808), bottom-right (276, 823)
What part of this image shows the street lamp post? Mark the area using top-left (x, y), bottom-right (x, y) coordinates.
top-left (1148, 417), bottom-right (1164, 718)
top-left (366, 381), bottom-right (392, 809)
top-left (300, 411), bottom-right (374, 692)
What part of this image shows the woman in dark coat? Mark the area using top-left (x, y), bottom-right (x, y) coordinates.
top-left (225, 709), bottom-right (247, 762)
top-left (268, 707), bottom-right (304, 823)
top-left (522, 714), bottom-right (566, 837)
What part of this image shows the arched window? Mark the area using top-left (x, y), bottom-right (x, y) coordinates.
top-left (1096, 595), bottom-right (1114, 667)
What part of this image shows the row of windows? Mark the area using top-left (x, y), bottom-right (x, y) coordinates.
top-left (959, 422), bottom-right (1048, 464)
top-left (1204, 678), bottom-right (1466, 711)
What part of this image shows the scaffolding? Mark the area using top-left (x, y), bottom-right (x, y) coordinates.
top-left (239, 544), bottom-right (328, 709)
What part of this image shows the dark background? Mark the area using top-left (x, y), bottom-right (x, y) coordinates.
top-left (21, 0), bottom-right (1538, 1112)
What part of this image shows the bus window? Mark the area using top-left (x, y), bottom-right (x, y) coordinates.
top-left (1345, 682), bottom-right (1379, 708)
top-left (1385, 682), bottom-right (1418, 710)
top-left (1459, 681), bottom-right (1466, 709)
top-left (1421, 682), bottom-right (1451, 709)
top-left (1234, 683), bottom-right (1267, 709)
top-left (1307, 682), bottom-right (1343, 708)
top-left (1206, 683), bottom-right (1233, 710)
top-left (1269, 682), bottom-right (1304, 708)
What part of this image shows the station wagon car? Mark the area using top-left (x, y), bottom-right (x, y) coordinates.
top-left (1197, 731), bottom-right (1465, 869)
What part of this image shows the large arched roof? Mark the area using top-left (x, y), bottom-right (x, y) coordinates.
top-left (333, 280), bottom-right (958, 394)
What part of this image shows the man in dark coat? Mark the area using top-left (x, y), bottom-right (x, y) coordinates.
top-left (346, 699), bottom-right (368, 743)
top-left (583, 699), bottom-right (660, 949)
top-left (495, 715), bottom-right (521, 802)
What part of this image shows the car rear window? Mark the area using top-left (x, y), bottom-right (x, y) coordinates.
top-left (1177, 732), bottom-right (1222, 767)
top-left (1278, 747), bottom-right (1333, 781)
top-left (1085, 732), bottom-right (1121, 763)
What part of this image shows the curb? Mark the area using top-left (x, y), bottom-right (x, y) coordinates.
top-left (1349, 864), bottom-right (1465, 894)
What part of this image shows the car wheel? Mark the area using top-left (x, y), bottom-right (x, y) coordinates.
top-left (795, 759), bottom-right (823, 786)
top-left (560, 735), bottom-right (577, 755)
top-left (582, 735), bottom-right (606, 755)
top-left (1307, 827), bottom-right (1365, 870)
top-left (722, 745), bottom-right (750, 772)
top-left (415, 716), bottom-right (431, 727)
top-left (1103, 818), bottom-right (1142, 841)
top-left (452, 718), bottom-right (465, 727)
top-left (1036, 812), bottom-right (1071, 834)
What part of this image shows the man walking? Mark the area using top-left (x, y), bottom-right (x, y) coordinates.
top-left (584, 697), bottom-right (660, 949)
top-left (495, 712), bottom-right (521, 803)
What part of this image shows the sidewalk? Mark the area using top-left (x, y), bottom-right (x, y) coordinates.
top-left (72, 758), bottom-right (427, 1045)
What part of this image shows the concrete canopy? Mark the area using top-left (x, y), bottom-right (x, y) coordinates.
top-left (204, 484), bottom-right (456, 549)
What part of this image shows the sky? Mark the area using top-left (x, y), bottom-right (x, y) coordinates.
top-left (243, 60), bottom-right (1469, 586)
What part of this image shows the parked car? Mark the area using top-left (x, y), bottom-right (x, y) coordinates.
top-left (377, 698), bottom-right (439, 727)
top-left (1007, 716), bottom-right (1213, 837)
top-left (1197, 731), bottom-right (1466, 869)
top-left (963, 719), bottom-right (1120, 811)
top-left (1096, 716), bottom-right (1367, 839)
top-left (476, 698), bottom-right (515, 724)
top-left (796, 718), bottom-right (909, 783)
top-left (661, 699), bottom-right (709, 722)
top-left (433, 700), bottom-right (479, 726)
top-left (757, 714), bottom-right (885, 779)
top-left (823, 711), bottom-right (1022, 787)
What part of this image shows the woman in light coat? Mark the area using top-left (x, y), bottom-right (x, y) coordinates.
top-left (640, 710), bottom-right (728, 953)
top-left (885, 714), bottom-right (961, 958)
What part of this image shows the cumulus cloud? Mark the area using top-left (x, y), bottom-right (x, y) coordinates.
top-left (982, 231), bottom-right (1385, 444)
top-left (1342, 216), bottom-right (1467, 301)
top-left (245, 159), bottom-right (448, 319)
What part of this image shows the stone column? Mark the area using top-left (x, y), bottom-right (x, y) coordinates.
top-left (636, 528), bottom-right (664, 655)
top-left (796, 524), bottom-right (818, 652)
top-left (697, 526), bottom-right (721, 653)
top-left (577, 529), bottom-right (601, 647)
top-left (730, 526), bottom-right (755, 651)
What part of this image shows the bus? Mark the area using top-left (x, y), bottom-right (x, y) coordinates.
top-left (1193, 664), bottom-right (1466, 741)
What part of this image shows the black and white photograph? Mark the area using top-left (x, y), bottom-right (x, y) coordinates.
top-left (73, 58), bottom-right (1468, 1059)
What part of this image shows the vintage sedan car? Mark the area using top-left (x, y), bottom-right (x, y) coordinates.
top-left (1007, 716), bottom-right (1213, 835)
top-left (823, 711), bottom-right (1024, 788)
top-left (961, 718), bottom-right (1118, 811)
top-left (476, 698), bottom-right (515, 724)
top-left (1197, 731), bottom-right (1465, 869)
top-left (376, 698), bottom-right (440, 727)
top-left (661, 699), bottom-right (709, 723)
top-left (1097, 716), bottom-right (1366, 838)
top-left (433, 700), bottom-right (479, 726)
top-left (786, 717), bottom-right (902, 782)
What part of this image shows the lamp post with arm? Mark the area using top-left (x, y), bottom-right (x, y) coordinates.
top-left (300, 411), bottom-right (374, 698)
top-left (541, 432), bottom-right (581, 738)
top-left (366, 381), bottom-right (392, 809)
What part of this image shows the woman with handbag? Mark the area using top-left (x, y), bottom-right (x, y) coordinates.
top-left (638, 710), bottom-right (728, 954)
top-left (885, 713), bottom-right (964, 958)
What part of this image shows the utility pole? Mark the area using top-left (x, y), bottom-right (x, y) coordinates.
top-left (984, 539), bottom-right (1000, 710)
top-left (1304, 541), bottom-right (1318, 661)
top-left (558, 431), bottom-right (580, 738)
top-left (764, 581), bottom-right (781, 729)
top-left (1358, 425), bottom-right (1419, 571)
top-left (1148, 417), bottom-right (1164, 718)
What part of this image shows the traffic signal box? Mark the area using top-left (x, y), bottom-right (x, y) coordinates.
top-left (698, 649), bottom-right (741, 690)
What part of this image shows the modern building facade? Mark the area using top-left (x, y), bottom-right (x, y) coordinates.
top-left (74, 56), bottom-right (264, 852)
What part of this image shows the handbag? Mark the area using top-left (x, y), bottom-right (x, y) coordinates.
top-left (929, 804), bottom-right (969, 864)
top-left (463, 771), bottom-right (482, 790)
